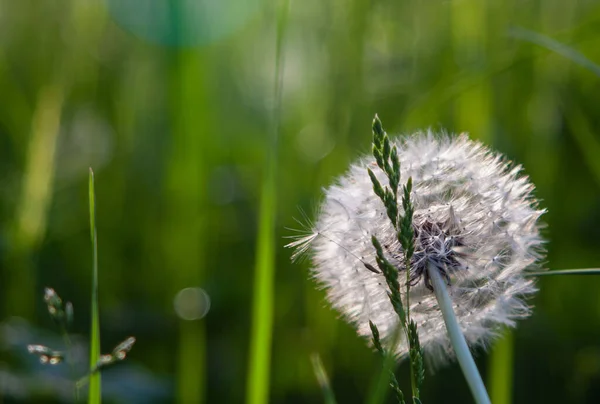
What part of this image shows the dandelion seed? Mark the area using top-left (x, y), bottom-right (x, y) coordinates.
top-left (288, 131), bottom-right (545, 364)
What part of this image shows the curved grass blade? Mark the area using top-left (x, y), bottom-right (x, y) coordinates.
top-left (508, 26), bottom-right (600, 77)
top-left (88, 168), bottom-right (101, 404)
top-left (310, 353), bottom-right (337, 404)
top-left (509, 28), bottom-right (600, 193)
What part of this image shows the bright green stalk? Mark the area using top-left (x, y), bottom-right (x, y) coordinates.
top-left (245, 1), bottom-right (289, 403)
top-left (165, 4), bottom-right (212, 403)
top-left (428, 262), bottom-right (491, 404)
top-left (246, 164), bottom-right (276, 404)
top-left (167, 48), bottom-right (210, 404)
top-left (489, 331), bottom-right (513, 404)
top-left (88, 168), bottom-right (101, 404)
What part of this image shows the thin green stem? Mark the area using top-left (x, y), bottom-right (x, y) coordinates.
top-left (405, 258), bottom-right (417, 399)
top-left (366, 327), bottom-right (403, 404)
top-left (489, 331), bottom-right (514, 404)
top-left (526, 268), bottom-right (600, 276)
top-left (88, 168), bottom-right (101, 404)
top-left (310, 353), bottom-right (337, 404)
top-left (428, 261), bottom-right (491, 404)
top-left (245, 2), bottom-right (289, 403)
top-left (508, 26), bottom-right (600, 78)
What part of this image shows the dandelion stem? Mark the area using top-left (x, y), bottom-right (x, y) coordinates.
top-left (428, 261), bottom-right (491, 404)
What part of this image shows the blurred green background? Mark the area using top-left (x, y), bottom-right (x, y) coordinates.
top-left (1, 0), bottom-right (600, 403)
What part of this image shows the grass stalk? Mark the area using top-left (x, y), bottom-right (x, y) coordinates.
top-left (428, 261), bottom-right (491, 404)
top-left (365, 325), bottom-right (403, 404)
top-left (245, 1), bottom-right (289, 403)
top-left (508, 26), bottom-right (600, 78)
top-left (88, 168), bottom-right (101, 404)
top-left (489, 331), bottom-right (514, 404)
top-left (310, 353), bottom-right (337, 404)
top-left (366, 352), bottom-right (397, 404)
top-left (246, 162), bottom-right (277, 404)
top-left (527, 268), bottom-right (600, 277)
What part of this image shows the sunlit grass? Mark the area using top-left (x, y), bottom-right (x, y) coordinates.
top-left (246, 1), bottom-right (290, 403)
top-left (2, 0), bottom-right (600, 402)
top-left (88, 168), bottom-right (101, 404)
top-left (489, 331), bottom-right (514, 404)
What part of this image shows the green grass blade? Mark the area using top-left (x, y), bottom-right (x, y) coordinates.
top-left (527, 268), bottom-right (600, 277)
top-left (489, 331), bottom-right (514, 404)
top-left (310, 353), bottom-right (337, 404)
top-left (366, 325), bottom-right (404, 404)
top-left (246, 167), bottom-right (276, 404)
top-left (508, 26), bottom-right (600, 77)
top-left (88, 168), bottom-right (101, 404)
top-left (366, 350), bottom-right (397, 404)
top-left (245, 2), bottom-right (289, 403)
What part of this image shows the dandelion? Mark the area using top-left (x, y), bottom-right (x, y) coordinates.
top-left (288, 130), bottom-right (546, 365)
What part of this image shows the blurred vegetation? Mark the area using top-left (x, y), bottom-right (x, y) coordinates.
top-left (1, 0), bottom-right (600, 403)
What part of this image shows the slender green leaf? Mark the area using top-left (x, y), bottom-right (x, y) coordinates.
top-left (88, 168), bottom-right (101, 404)
top-left (489, 331), bottom-right (514, 404)
top-left (246, 2), bottom-right (289, 403)
top-left (310, 353), bottom-right (337, 404)
top-left (527, 268), bottom-right (600, 277)
top-left (367, 322), bottom-right (404, 404)
top-left (366, 342), bottom-right (403, 404)
top-left (508, 26), bottom-right (600, 77)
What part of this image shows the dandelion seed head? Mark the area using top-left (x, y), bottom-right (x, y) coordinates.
top-left (289, 131), bottom-right (546, 364)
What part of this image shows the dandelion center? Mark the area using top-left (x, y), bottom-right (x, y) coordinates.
top-left (406, 212), bottom-right (465, 291)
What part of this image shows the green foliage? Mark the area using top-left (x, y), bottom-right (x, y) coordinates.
top-left (3, 1), bottom-right (600, 403)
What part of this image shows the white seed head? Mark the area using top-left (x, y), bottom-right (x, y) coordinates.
top-left (288, 131), bottom-right (546, 364)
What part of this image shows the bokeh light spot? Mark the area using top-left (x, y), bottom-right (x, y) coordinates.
top-left (174, 287), bottom-right (211, 321)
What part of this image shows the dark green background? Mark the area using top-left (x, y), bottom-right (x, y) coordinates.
top-left (1, 0), bottom-right (600, 403)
